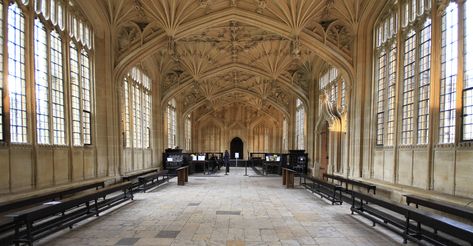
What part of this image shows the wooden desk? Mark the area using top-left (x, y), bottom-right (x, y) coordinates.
top-left (282, 168), bottom-right (295, 189)
top-left (176, 166), bottom-right (188, 186)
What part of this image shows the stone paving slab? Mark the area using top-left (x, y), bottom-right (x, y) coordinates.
top-left (38, 168), bottom-right (415, 246)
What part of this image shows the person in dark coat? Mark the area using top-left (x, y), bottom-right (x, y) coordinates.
top-left (224, 150), bottom-right (230, 175)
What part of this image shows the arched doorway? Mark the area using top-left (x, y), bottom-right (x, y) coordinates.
top-left (230, 137), bottom-right (244, 159)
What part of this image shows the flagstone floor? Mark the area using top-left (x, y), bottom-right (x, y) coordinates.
top-left (39, 168), bottom-right (415, 246)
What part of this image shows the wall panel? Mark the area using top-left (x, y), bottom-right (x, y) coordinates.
top-left (10, 148), bottom-right (33, 192)
top-left (122, 149), bottom-right (133, 173)
top-left (134, 150), bottom-right (143, 171)
top-left (72, 149), bottom-right (84, 181)
top-left (383, 149), bottom-right (395, 182)
top-left (433, 149), bottom-right (455, 194)
top-left (412, 150), bottom-right (429, 189)
top-left (53, 148), bottom-right (70, 185)
top-left (36, 148), bottom-right (54, 188)
top-left (83, 148), bottom-right (95, 179)
top-left (398, 149), bottom-right (413, 186)
top-left (373, 150), bottom-right (384, 180)
top-left (144, 149), bottom-right (151, 169)
top-left (455, 150), bottom-right (473, 197)
top-left (0, 149), bottom-right (10, 193)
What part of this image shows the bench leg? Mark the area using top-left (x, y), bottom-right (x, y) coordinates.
top-left (95, 199), bottom-right (100, 217)
top-left (26, 221), bottom-right (33, 246)
top-left (403, 216), bottom-right (409, 244)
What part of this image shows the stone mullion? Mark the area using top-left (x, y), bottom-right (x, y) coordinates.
top-left (427, 0), bottom-right (441, 189)
top-left (23, 3), bottom-right (37, 187)
top-left (393, 4), bottom-right (403, 184)
top-left (456, 1), bottom-right (465, 144)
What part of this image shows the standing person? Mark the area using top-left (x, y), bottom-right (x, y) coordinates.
top-left (224, 150), bottom-right (230, 175)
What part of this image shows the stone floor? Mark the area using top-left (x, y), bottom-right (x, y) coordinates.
top-left (39, 168), bottom-right (415, 246)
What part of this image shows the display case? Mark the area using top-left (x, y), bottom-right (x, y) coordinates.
top-left (163, 148), bottom-right (184, 171)
top-left (288, 150), bottom-right (308, 175)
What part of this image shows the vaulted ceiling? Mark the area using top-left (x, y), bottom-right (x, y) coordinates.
top-left (95, 0), bottom-right (376, 118)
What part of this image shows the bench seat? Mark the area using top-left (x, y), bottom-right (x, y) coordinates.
top-left (351, 190), bottom-right (473, 245)
top-left (0, 181), bottom-right (105, 245)
top-left (7, 182), bottom-right (133, 246)
top-left (138, 170), bottom-right (170, 192)
top-left (323, 174), bottom-right (376, 194)
top-left (303, 176), bottom-right (343, 205)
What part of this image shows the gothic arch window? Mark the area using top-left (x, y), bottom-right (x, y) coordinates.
top-left (8, 1), bottom-right (27, 143)
top-left (319, 67), bottom-right (346, 113)
top-left (438, 1), bottom-right (473, 143)
top-left (463, 0), bottom-right (473, 140)
top-left (0, 0), bottom-right (95, 146)
top-left (34, 7), bottom-right (67, 145)
top-left (167, 98), bottom-right (177, 148)
top-left (374, 0), bottom-right (431, 147)
top-left (295, 98), bottom-right (305, 150)
top-left (122, 67), bottom-right (152, 149)
top-left (399, 0), bottom-right (432, 146)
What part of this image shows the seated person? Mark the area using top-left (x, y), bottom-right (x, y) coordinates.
top-left (208, 156), bottom-right (217, 173)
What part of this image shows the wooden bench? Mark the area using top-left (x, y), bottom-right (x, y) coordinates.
top-left (0, 181), bottom-right (105, 245)
top-left (351, 190), bottom-right (473, 245)
top-left (122, 168), bottom-right (159, 191)
top-left (405, 194), bottom-right (473, 221)
top-left (7, 182), bottom-right (133, 246)
top-left (176, 166), bottom-right (188, 186)
top-left (323, 173), bottom-right (376, 194)
top-left (282, 168), bottom-right (295, 188)
top-left (303, 176), bottom-right (343, 205)
top-left (138, 170), bottom-right (170, 192)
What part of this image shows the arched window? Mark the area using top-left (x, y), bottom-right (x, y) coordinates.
top-left (463, 0), bottom-right (473, 141)
top-left (374, 4), bottom-right (397, 147)
top-left (319, 67), bottom-right (346, 112)
top-left (167, 99), bottom-right (177, 148)
top-left (438, 0), bottom-right (473, 142)
top-left (185, 114), bottom-right (191, 151)
top-left (0, 0), bottom-right (95, 146)
top-left (374, 0), bottom-right (431, 146)
top-left (295, 98), bottom-right (305, 150)
top-left (34, 14), bottom-right (66, 145)
top-left (8, 2), bottom-right (27, 143)
top-left (122, 67), bottom-right (152, 149)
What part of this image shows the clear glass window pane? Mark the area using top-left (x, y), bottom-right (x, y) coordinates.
top-left (418, 19), bottom-right (432, 144)
top-left (8, 3), bottom-right (27, 143)
top-left (386, 45), bottom-right (397, 146)
top-left (439, 3), bottom-right (458, 144)
top-left (51, 30), bottom-right (65, 145)
top-left (401, 30), bottom-right (416, 145)
top-left (80, 50), bottom-right (91, 145)
top-left (70, 42), bottom-right (81, 146)
top-left (34, 19), bottom-right (49, 144)
top-left (463, 0), bottom-right (473, 140)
